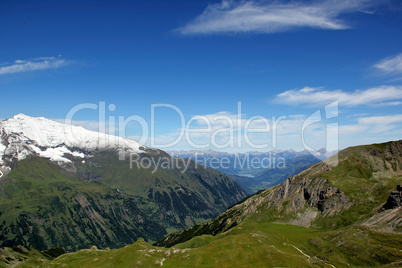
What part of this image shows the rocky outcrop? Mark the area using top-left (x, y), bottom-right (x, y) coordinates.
top-left (380, 184), bottom-right (402, 211)
top-left (265, 176), bottom-right (352, 216)
top-left (363, 184), bottom-right (402, 233)
top-left (156, 141), bottom-right (402, 248)
top-left (154, 175), bottom-right (351, 247)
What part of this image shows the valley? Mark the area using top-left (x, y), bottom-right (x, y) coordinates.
top-left (3, 1), bottom-right (402, 266)
top-left (1, 132), bottom-right (400, 267)
top-left (0, 115), bottom-right (247, 252)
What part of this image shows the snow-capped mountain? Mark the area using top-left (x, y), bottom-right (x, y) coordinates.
top-left (0, 114), bottom-right (248, 251)
top-left (0, 114), bottom-right (144, 173)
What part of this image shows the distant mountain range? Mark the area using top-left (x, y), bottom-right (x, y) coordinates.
top-left (166, 148), bottom-right (338, 169)
top-left (167, 149), bottom-right (337, 174)
top-left (227, 154), bottom-right (323, 194)
top-left (0, 114), bottom-right (247, 251)
top-left (167, 148), bottom-right (337, 194)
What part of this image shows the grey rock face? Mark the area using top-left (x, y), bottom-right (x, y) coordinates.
top-left (380, 184), bottom-right (402, 211)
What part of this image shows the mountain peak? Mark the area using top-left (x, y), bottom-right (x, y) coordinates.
top-left (0, 114), bottom-right (143, 167)
top-left (8, 113), bottom-right (45, 122)
top-left (13, 113), bottom-right (29, 119)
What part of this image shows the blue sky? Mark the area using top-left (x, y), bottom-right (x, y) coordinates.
top-left (1, 0), bottom-right (402, 152)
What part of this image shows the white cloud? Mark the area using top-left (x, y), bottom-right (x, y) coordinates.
top-left (150, 111), bottom-right (325, 151)
top-left (0, 56), bottom-right (68, 75)
top-left (274, 86), bottom-right (402, 106)
top-left (177, 0), bottom-right (373, 35)
top-left (340, 114), bottom-right (402, 134)
top-left (374, 53), bottom-right (402, 75)
top-left (358, 114), bottom-right (402, 125)
top-left (339, 124), bottom-right (368, 134)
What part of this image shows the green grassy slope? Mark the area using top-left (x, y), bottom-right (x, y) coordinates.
top-left (42, 220), bottom-right (402, 267)
top-left (0, 156), bottom-right (166, 251)
top-left (38, 140), bottom-right (402, 267)
top-left (303, 140), bottom-right (402, 229)
top-left (72, 149), bottom-right (248, 230)
top-left (0, 246), bottom-right (64, 267)
top-left (3, 140), bottom-right (401, 267)
top-left (143, 140), bottom-right (402, 267)
top-left (156, 140), bottom-right (402, 248)
top-left (0, 149), bottom-right (247, 252)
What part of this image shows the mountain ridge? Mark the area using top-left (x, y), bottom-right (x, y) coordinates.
top-left (0, 114), bottom-right (248, 251)
top-left (155, 140), bottom-right (402, 247)
top-left (0, 113), bottom-right (143, 169)
top-left (37, 139), bottom-right (402, 268)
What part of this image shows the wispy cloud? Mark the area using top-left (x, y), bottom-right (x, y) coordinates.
top-left (340, 114), bottom-right (402, 134)
top-left (177, 0), bottom-right (373, 35)
top-left (0, 56), bottom-right (68, 75)
top-left (358, 114), bottom-right (402, 125)
top-left (374, 53), bottom-right (402, 76)
top-left (338, 114), bottom-right (402, 149)
top-left (274, 86), bottom-right (402, 106)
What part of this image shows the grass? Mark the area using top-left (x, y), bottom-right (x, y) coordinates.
top-left (73, 150), bottom-right (248, 229)
top-left (310, 145), bottom-right (402, 229)
top-left (0, 156), bottom-right (167, 251)
top-left (0, 246), bottom-right (56, 268)
top-left (42, 218), bottom-right (402, 267)
top-left (43, 223), bottom-right (318, 268)
top-left (8, 141), bottom-right (402, 267)
top-left (0, 151), bottom-right (248, 252)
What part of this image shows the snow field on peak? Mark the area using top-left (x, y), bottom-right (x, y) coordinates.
top-left (31, 145), bottom-right (85, 163)
top-left (0, 114), bottom-right (144, 166)
top-left (1, 114), bottom-right (143, 152)
top-left (0, 142), bottom-right (5, 164)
